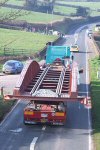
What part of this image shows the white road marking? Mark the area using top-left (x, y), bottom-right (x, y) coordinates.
top-left (78, 91), bottom-right (88, 94)
top-left (42, 125), bottom-right (46, 131)
top-left (10, 128), bottom-right (22, 133)
top-left (85, 32), bottom-right (92, 150)
top-left (30, 137), bottom-right (38, 150)
top-left (74, 33), bottom-right (78, 43)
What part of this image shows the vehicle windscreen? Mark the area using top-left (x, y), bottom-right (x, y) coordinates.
top-left (72, 46), bottom-right (77, 48)
top-left (5, 62), bottom-right (15, 67)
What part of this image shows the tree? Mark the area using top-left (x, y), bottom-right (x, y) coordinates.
top-left (25, 0), bottom-right (55, 13)
top-left (42, 0), bottom-right (55, 12)
top-left (25, 0), bottom-right (37, 8)
top-left (0, 0), bottom-right (29, 23)
top-left (76, 6), bottom-right (90, 17)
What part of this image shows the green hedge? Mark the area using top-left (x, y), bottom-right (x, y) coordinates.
top-left (90, 57), bottom-right (100, 150)
top-left (0, 96), bottom-right (15, 122)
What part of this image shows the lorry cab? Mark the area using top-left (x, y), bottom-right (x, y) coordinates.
top-left (24, 101), bottom-right (67, 125)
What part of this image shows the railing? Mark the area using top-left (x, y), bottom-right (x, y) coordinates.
top-left (30, 65), bottom-right (50, 95)
top-left (56, 67), bottom-right (66, 95)
top-left (2, 47), bottom-right (34, 56)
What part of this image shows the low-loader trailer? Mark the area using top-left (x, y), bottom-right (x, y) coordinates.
top-left (4, 45), bottom-right (88, 125)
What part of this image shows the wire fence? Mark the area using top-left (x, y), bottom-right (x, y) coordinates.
top-left (0, 46), bottom-right (47, 58)
top-left (2, 47), bottom-right (34, 56)
top-left (0, 37), bottom-right (61, 58)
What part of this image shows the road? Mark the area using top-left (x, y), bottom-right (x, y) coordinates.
top-left (0, 74), bottom-right (20, 95)
top-left (0, 25), bottom-right (95, 150)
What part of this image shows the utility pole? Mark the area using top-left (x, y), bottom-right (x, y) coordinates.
top-left (51, 10), bottom-right (53, 28)
top-left (46, 10), bottom-right (48, 34)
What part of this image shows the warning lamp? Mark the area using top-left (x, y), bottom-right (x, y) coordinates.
top-left (80, 100), bottom-right (84, 104)
top-left (85, 99), bottom-right (92, 109)
top-left (80, 98), bottom-right (87, 105)
top-left (83, 98), bottom-right (87, 105)
top-left (80, 97), bottom-right (92, 109)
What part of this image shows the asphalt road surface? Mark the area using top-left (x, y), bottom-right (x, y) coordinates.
top-left (0, 74), bottom-right (20, 95)
top-left (0, 24), bottom-right (95, 150)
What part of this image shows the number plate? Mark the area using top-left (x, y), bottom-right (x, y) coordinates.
top-left (41, 113), bottom-right (48, 117)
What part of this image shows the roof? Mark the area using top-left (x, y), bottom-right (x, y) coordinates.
top-left (46, 46), bottom-right (71, 64)
top-left (5, 60), bottom-right (20, 63)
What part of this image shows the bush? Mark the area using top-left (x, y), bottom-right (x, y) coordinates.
top-left (76, 6), bottom-right (90, 17)
top-left (0, 96), bottom-right (15, 122)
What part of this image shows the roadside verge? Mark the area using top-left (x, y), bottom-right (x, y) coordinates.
top-left (88, 33), bottom-right (100, 150)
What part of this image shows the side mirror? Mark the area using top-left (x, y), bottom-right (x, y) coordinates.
top-left (71, 55), bottom-right (74, 61)
top-left (46, 42), bottom-right (54, 46)
top-left (79, 68), bottom-right (83, 74)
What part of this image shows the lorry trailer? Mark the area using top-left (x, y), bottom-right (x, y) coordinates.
top-left (4, 45), bottom-right (88, 125)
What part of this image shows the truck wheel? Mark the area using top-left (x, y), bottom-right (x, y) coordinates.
top-left (23, 120), bottom-right (27, 125)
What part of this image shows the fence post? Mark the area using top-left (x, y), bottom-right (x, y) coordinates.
top-left (0, 86), bottom-right (4, 97)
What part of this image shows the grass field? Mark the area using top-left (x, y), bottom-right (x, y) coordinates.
top-left (0, 7), bottom-right (63, 24)
top-left (7, 0), bottom-right (25, 6)
top-left (56, 1), bottom-right (100, 16)
top-left (90, 57), bottom-right (100, 150)
top-left (56, 1), bottom-right (100, 10)
top-left (0, 28), bottom-right (57, 56)
top-left (7, 0), bottom-right (100, 11)
top-left (91, 11), bottom-right (100, 17)
top-left (54, 5), bottom-right (77, 16)
top-left (1, 0), bottom-right (100, 20)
